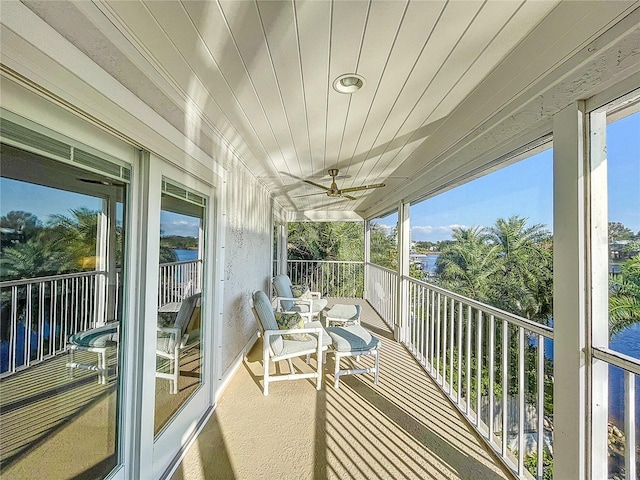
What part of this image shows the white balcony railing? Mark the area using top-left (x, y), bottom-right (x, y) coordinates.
top-left (593, 347), bottom-right (639, 480)
top-left (158, 259), bottom-right (202, 305)
top-left (0, 270), bottom-right (112, 378)
top-left (402, 275), bottom-right (554, 479)
top-left (365, 263), bottom-right (397, 329)
top-left (286, 260), bottom-right (363, 298)
top-left (0, 259), bottom-right (201, 379)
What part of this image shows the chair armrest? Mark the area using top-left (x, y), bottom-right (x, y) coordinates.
top-left (263, 326), bottom-right (322, 340)
top-left (157, 326), bottom-right (180, 335)
top-left (275, 296), bottom-right (312, 309)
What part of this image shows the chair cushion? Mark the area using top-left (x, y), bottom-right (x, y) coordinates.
top-left (253, 290), bottom-right (284, 355)
top-left (69, 324), bottom-right (118, 347)
top-left (291, 284), bottom-right (312, 299)
top-left (327, 325), bottom-right (380, 352)
top-left (274, 312), bottom-right (312, 341)
top-left (290, 298), bottom-right (328, 314)
top-left (157, 332), bottom-right (180, 353)
top-left (306, 320), bottom-right (333, 348)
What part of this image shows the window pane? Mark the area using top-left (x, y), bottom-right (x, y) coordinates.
top-left (0, 143), bottom-right (127, 479)
top-left (605, 107), bottom-right (640, 479)
top-left (154, 190), bottom-right (204, 435)
top-left (370, 213), bottom-right (398, 270)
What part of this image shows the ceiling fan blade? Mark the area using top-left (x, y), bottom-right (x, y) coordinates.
top-left (293, 192), bottom-right (327, 198)
top-left (303, 179), bottom-right (330, 191)
top-left (342, 194), bottom-right (357, 200)
top-left (339, 183), bottom-right (385, 194)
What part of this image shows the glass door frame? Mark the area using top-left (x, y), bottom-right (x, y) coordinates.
top-left (137, 153), bottom-right (218, 478)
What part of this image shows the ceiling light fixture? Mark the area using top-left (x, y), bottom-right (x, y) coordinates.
top-left (333, 73), bottom-right (365, 94)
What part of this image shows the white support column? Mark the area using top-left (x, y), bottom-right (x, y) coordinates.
top-left (588, 108), bottom-right (609, 480)
top-left (95, 199), bottom-right (109, 326)
top-left (278, 223), bottom-right (288, 276)
top-left (106, 196), bottom-right (118, 322)
top-left (396, 202), bottom-right (410, 342)
top-left (553, 101), bottom-right (587, 479)
top-left (364, 219), bottom-right (371, 301)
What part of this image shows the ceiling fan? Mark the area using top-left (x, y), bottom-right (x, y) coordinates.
top-left (298, 169), bottom-right (385, 200)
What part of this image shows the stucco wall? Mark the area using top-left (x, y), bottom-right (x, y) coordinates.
top-left (221, 161), bottom-right (272, 377)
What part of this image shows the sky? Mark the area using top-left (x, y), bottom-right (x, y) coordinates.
top-left (1, 112), bottom-right (638, 242)
top-left (376, 110), bottom-right (640, 242)
top-left (0, 179), bottom-right (200, 237)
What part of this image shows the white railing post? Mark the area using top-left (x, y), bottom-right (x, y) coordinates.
top-left (553, 101), bottom-right (588, 479)
top-left (364, 220), bottom-right (371, 301)
top-left (588, 107), bottom-right (609, 479)
top-left (396, 202), bottom-right (410, 342)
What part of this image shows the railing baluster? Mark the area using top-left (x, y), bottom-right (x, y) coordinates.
top-left (25, 283), bottom-right (32, 368)
top-left (624, 371), bottom-right (636, 480)
top-left (449, 297), bottom-right (455, 396)
top-left (39, 282), bottom-right (45, 361)
top-left (518, 326), bottom-right (525, 477)
top-left (430, 290), bottom-right (436, 372)
top-left (52, 280), bottom-right (58, 355)
top-left (457, 300), bottom-right (463, 404)
top-left (10, 286), bottom-right (18, 374)
top-left (502, 320), bottom-right (508, 457)
top-left (537, 333), bottom-right (545, 480)
top-left (436, 292), bottom-right (441, 380)
top-left (489, 314), bottom-right (495, 443)
top-left (476, 310), bottom-right (483, 427)
top-left (466, 304), bottom-right (472, 414)
top-left (442, 294), bottom-right (447, 383)
top-left (420, 286), bottom-right (426, 364)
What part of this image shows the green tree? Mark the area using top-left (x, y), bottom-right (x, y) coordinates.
top-left (1, 238), bottom-right (68, 279)
top-left (370, 223), bottom-right (396, 269)
top-left (609, 221), bottom-right (635, 241)
top-left (0, 210), bottom-right (42, 239)
top-left (287, 222), bottom-right (363, 261)
top-left (609, 254), bottom-right (640, 336)
top-left (45, 207), bottom-right (99, 269)
top-left (488, 216), bottom-right (553, 322)
top-left (436, 226), bottom-right (501, 302)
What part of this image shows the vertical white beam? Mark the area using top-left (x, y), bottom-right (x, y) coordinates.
top-left (364, 219), bottom-right (371, 301)
top-left (106, 197), bottom-right (118, 321)
top-left (553, 101), bottom-right (587, 479)
top-left (396, 202), bottom-right (410, 341)
top-left (278, 223), bottom-right (288, 276)
top-left (95, 199), bottom-right (109, 326)
top-left (589, 109), bottom-right (609, 480)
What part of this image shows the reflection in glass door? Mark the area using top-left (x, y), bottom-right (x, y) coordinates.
top-left (0, 142), bottom-right (128, 479)
top-left (154, 183), bottom-right (205, 435)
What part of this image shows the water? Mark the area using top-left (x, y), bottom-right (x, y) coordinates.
top-left (174, 249), bottom-right (198, 262)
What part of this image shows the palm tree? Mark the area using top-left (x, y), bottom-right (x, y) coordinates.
top-left (45, 207), bottom-right (99, 269)
top-left (436, 226), bottom-right (501, 303)
top-left (609, 254), bottom-right (640, 336)
top-left (487, 216), bottom-right (553, 322)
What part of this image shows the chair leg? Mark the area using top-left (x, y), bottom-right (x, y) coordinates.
top-left (68, 348), bottom-right (75, 379)
top-left (263, 348), bottom-right (270, 396)
top-left (172, 346), bottom-right (179, 394)
top-left (334, 352), bottom-right (341, 389)
top-left (99, 349), bottom-right (106, 385)
top-left (287, 358), bottom-right (294, 373)
top-left (374, 349), bottom-right (380, 385)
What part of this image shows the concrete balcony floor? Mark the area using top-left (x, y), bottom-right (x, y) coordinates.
top-left (173, 299), bottom-right (512, 480)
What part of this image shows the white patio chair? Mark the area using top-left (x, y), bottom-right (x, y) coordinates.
top-left (251, 290), bottom-right (331, 396)
top-left (156, 292), bottom-right (200, 394)
top-left (67, 322), bottom-right (119, 384)
top-left (272, 274), bottom-right (328, 322)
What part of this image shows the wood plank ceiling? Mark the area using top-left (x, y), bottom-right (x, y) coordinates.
top-left (22, 1), bottom-right (639, 217)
